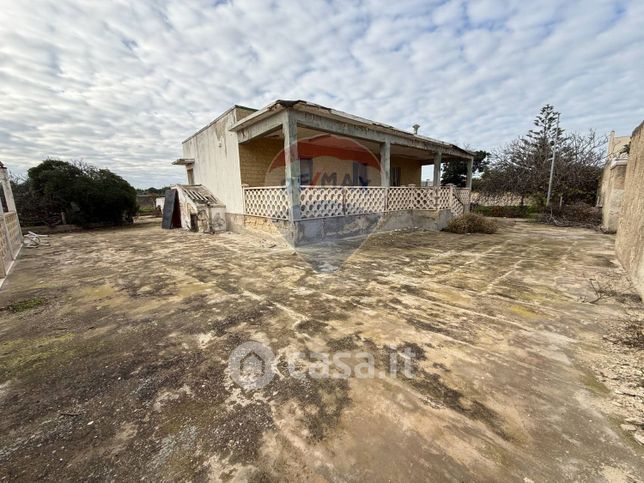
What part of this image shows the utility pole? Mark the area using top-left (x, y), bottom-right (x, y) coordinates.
top-left (546, 112), bottom-right (560, 208)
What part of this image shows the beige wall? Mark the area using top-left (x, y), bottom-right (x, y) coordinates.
top-left (239, 137), bottom-right (283, 186)
top-left (601, 163), bottom-right (627, 232)
top-left (240, 140), bottom-right (420, 187)
top-left (599, 131), bottom-right (630, 232)
top-left (615, 121), bottom-right (644, 299)
top-left (392, 157), bottom-right (423, 186)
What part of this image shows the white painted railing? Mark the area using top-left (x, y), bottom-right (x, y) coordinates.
top-left (4, 212), bottom-right (22, 251)
top-left (243, 186), bottom-right (290, 220)
top-left (244, 185), bottom-right (469, 220)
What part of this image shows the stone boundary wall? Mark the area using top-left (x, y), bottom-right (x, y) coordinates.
top-left (615, 121), bottom-right (644, 299)
top-left (471, 192), bottom-right (530, 206)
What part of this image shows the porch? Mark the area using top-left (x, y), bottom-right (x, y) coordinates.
top-left (229, 100), bottom-right (474, 244)
top-left (243, 185), bottom-right (471, 220)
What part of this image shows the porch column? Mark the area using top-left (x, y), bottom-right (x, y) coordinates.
top-left (283, 112), bottom-right (301, 221)
top-left (466, 157), bottom-right (473, 189)
top-left (380, 140), bottom-right (390, 187)
top-left (433, 151), bottom-right (442, 187)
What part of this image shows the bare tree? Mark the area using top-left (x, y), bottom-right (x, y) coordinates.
top-left (479, 105), bottom-right (606, 206)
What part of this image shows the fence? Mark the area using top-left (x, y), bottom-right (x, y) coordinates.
top-left (1, 211), bottom-right (22, 279)
top-left (244, 186), bottom-right (468, 220)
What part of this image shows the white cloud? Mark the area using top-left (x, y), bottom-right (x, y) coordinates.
top-left (0, 0), bottom-right (642, 187)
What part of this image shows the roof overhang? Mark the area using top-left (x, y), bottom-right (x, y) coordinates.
top-left (229, 100), bottom-right (474, 160)
top-left (172, 158), bottom-right (195, 166)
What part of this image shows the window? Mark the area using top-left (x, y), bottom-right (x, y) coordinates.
top-left (390, 167), bottom-right (401, 186)
top-left (353, 162), bottom-right (368, 186)
top-left (300, 158), bottom-right (313, 185)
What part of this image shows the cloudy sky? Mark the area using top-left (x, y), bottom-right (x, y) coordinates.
top-left (1, 0), bottom-right (643, 187)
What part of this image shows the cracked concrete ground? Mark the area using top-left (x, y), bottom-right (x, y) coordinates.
top-left (0, 220), bottom-right (642, 481)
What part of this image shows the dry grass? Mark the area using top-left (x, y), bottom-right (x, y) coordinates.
top-left (443, 213), bottom-right (498, 234)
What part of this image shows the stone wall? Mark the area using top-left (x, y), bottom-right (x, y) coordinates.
top-left (598, 131), bottom-right (630, 233)
top-left (615, 121), bottom-right (644, 299)
top-left (600, 163), bottom-right (628, 233)
top-left (239, 137), bottom-right (283, 186)
top-left (470, 192), bottom-right (527, 206)
top-left (238, 139), bottom-right (423, 188)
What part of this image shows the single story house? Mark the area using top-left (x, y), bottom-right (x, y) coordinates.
top-left (169, 99), bottom-right (475, 245)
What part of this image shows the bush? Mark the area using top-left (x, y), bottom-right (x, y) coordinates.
top-left (473, 205), bottom-right (532, 218)
top-left (444, 213), bottom-right (498, 234)
top-left (16, 159), bottom-right (138, 227)
top-left (537, 202), bottom-right (602, 228)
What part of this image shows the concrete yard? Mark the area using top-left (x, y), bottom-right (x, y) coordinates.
top-left (0, 220), bottom-right (642, 481)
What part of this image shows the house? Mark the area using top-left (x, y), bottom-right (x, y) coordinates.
top-left (598, 130), bottom-right (630, 233)
top-left (0, 162), bottom-right (22, 285)
top-left (169, 100), bottom-right (475, 245)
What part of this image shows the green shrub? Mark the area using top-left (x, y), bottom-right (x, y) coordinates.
top-left (16, 159), bottom-right (138, 228)
top-left (3, 297), bottom-right (46, 313)
top-left (444, 213), bottom-right (498, 234)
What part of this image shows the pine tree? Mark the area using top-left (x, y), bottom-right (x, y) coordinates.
top-left (478, 105), bottom-right (604, 206)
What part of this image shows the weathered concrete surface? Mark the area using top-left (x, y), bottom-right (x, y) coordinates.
top-left (616, 121), bottom-right (644, 299)
top-left (599, 130), bottom-right (630, 233)
top-left (293, 209), bottom-right (453, 245)
top-left (0, 221), bottom-right (642, 481)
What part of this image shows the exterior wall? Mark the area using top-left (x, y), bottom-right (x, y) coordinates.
top-left (182, 106), bottom-right (255, 214)
top-left (239, 137), bottom-right (283, 186)
top-left (239, 140), bottom-right (423, 188)
top-left (240, 138), bottom-right (384, 187)
top-left (292, 209), bottom-right (453, 245)
top-left (231, 209), bottom-right (453, 246)
top-left (599, 130), bottom-right (630, 232)
top-left (601, 163), bottom-right (627, 232)
top-left (391, 157), bottom-right (423, 186)
top-left (615, 122), bottom-right (644, 299)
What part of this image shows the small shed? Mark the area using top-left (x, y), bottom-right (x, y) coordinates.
top-left (162, 185), bottom-right (226, 233)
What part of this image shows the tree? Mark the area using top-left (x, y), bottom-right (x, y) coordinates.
top-left (137, 186), bottom-right (171, 195)
top-left (478, 105), bottom-right (605, 206)
top-left (441, 150), bottom-right (490, 187)
top-left (15, 159), bottom-right (138, 227)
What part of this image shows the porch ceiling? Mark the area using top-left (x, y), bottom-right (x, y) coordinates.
top-left (259, 126), bottom-right (456, 164)
top-left (230, 99), bottom-right (474, 161)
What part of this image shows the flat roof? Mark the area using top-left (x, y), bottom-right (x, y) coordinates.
top-left (229, 99), bottom-right (474, 157)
